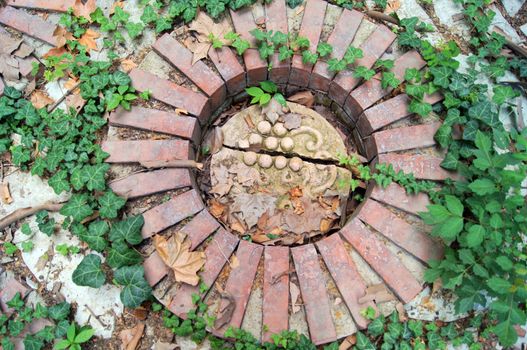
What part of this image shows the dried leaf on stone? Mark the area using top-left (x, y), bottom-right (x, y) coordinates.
top-left (283, 113), bottom-right (302, 130)
top-left (52, 26), bottom-right (75, 48)
top-left (43, 46), bottom-right (68, 59)
top-left (72, 0), bottom-right (97, 20)
top-left (152, 342), bottom-right (179, 350)
top-left (230, 255), bottom-right (239, 269)
top-left (288, 187), bottom-right (303, 198)
top-left (65, 93), bottom-right (86, 113)
top-left (229, 216), bottom-right (246, 234)
top-left (2, 182), bottom-right (13, 204)
top-left (251, 234), bottom-right (271, 243)
top-left (183, 37), bottom-right (210, 65)
top-left (290, 282), bottom-right (301, 313)
top-left (78, 29), bottom-right (100, 52)
top-left (261, 98), bottom-right (284, 124)
top-left (214, 291), bottom-right (235, 330)
top-left (110, 1), bottom-right (124, 15)
top-left (231, 193), bottom-right (277, 229)
top-left (153, 233), bottom-right (206, 286)
top-left (186, 12), bottom-right (233, 64)
top-left (287, 91), bottom-right (314, 108)
top-left (13, 43), bottom-right (34, 58)
top-left (121, 59), bottom-right (137, 72)
top-left (210, 179), bottom-right (233, 197)
top-left (209, 199), bottom-right (226, 218)
top-left (64, 77), bottom-right (80, 92)
top-left (119, 323), bottom-right (145, 350)
top-left (385, 0), bottom-right (401, 13)
top-left (339, 335), bottom-right (356, 350)
top-left (30, 90), bottom-right (54, 109)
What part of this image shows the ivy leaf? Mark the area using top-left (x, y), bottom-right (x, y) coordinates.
top-left (355, 331), bottom-right (375, 350)
top-left (78, 221), bottom-right (109, 252)
top-left (367, 317), bottom-right (385, 336)
top-left (327, 58), bottom-right (347, 72)
top-left (107, 241), bottom-right (142, 268)
top-left (409, 98), bottom-right (432, 117)
top-left (112, 7), bottom-right (130, 23)
top-left (98, 191), bottom-right (126, 219)
top-left (81, 163), bottom-right (109, 191)
top-left (22, 335), bottom-right (43, 350)
top-left (316, 42), bottom-right (333, 58)
top-left (48, 302), bottom-right (71, 321)
top-left (353, 66), bottom-right (375, 80)
top-left (113, 70), bottom-right (131, 86)
top-left (468, 178), bottom-right (497, 195)
top-left (258, 42), bottom-right (274, 60)
top-left (109, 215), bottom-right (144, 245)
top-left (114, 265), bottom-right (152, 308)
top-left (205, 0), bottom-right (225, 18)
top-left (60, 194), bottom-right (94, 222)
top-left (430, 66), bottom-right (452, 88)
top-left (492, 85), bottom-right (519, 105)
top-left (125, 22), bottom-right (145, 39)
top-left (72, 254), bottom-right (106, 288)
top-left (301, 50), bottom-right (318, 65)
top-left (343, 46), bottom-right (363, 64)
top-left (48, 170), bottom-right (71, 194)
top-left (381, 71), bottom-right (400, 89)
top-left (278, 46), bottom-right (293, 61)
top-left (440, 151), bottom-right (458, 170)
top-left (434, 124), bottom-right (452, 148)
top-left (260, 81), bottom-right (277, 94)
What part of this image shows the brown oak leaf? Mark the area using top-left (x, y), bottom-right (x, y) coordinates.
top-left (78, 29), bottom-right (100, 52)
top-left (154, 233), bottom-right (205, 286)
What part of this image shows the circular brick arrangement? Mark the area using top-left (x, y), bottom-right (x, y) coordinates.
top-left (113, 2), bottom-right (449, 341)
top-left (0, 0), bottom-right (454, 345)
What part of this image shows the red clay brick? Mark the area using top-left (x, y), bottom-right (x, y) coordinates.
top-left (129, 68), bottom-right (210, 123)
top-left (316, 234), bottom-right (374, 330)
top-left (340, 218), bottom-right (423, 303)
top-left (169, 228), bottom-right (239, 318)
top-left (109, 106), bottom-right (200, 143)
top-left (357, 199), bottom-right (444, 263)
top-left (208, 46), bottom-right (246, 95)
top-left (229, 8), bottom-right (267, 85)
top-left (329, 25), bottom-right (395, 106)
top-left (262, 246), bottom-right (290, 342)
top-left (265, 0), bottom-right (290, 84)
top-left (291, 244), bottom-right (337, 345)
top-left (309, 9), bottom-right (363, 92)
top-left (7, 0), bottom-right (74, 11)
top-left (0, 278), bottom-right (28, 315)
top-left (141, 189), bottom-right (204, 238)
top-left (356, 93), bottom-right (443, 136)
top-left (0, 6), bottom-right (57, 45)
top-left (289, 0), bottom-right (327, 87)
top-left (153, 34), bottom-right (226, 110)
top-left (367, 182), bottom-right (430, 216)
top-left (214, 240), bottom-right (264, 335)
top-left (180, 210), bottom-right (220, 251)
top-left (143, 252), bottom-right (169, 286)
top-left (378, 153), bottom-right (458, 181)
top-left (110, 168), bottom-right (192, 199)
top-left (102, 140), bottom-right (191, 164)
top-left (344, 51), bottom-right (426, 120)
top-left (364, 122), bottom-right (441, 159)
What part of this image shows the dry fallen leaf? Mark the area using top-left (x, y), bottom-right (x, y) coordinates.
top-left (320, 217), bottom-right (333, 233)
top-left (175, 108), bottom-right (189, 115)
top-left (288, 187), bottom-right (303, 198)
top-left (2, 182), bottom-right (13, 204)
top-left (209, 199), bottom-right (226, 218)
top-left (43, 46), bottom-right (69, 59)
top-left (78, 29), bottom-right (100, 52)
top-left (339, 335), bottom-right (356, 350)
top-left (121, 59), bottom-right (137, 72)
top-left (119, 323), bottom-right (145, 350)
top-left (72, 0), bottom-right (97, 20)
top-left (154, 233), bottom-right (206, 286)
top-left (287, 91), bottom-right (315, 108)
top-left (110, 0), bottom-right (124, 15)
top-left (290, 282), bottom-right (301, 313)
top-left (52, 26), bottom-right (75, 48)
top-left (187, 12), bottom-right (232, 64)
top-left (230, 255), bottom-right (239, 269)
top-left (30, 90), bottom-right (54, 109)
top-left (65, 94), bottom-right (86, 113)
top-left (385, 0), bottom-right (401, 13)
top-left (251, 234), bottom-right (271, 243)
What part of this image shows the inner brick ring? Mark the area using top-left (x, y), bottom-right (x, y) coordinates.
top-left (200, 100), bottom-right (367, 246)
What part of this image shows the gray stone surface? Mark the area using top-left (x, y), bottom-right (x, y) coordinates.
top-left (501, 0), bottom-right (525, 17)
top-left (490, 5), bottom-right (522, 43)
top-left (433, 0), bottom-right (471, 38)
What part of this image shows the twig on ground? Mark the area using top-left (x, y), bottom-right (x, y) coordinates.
top-left (47, 82), bottom-right (81, 113)
top-left (366, 11), bottom-right (399, 25)
top-left (139, 159), bottom-right (204, 170)
top-left (0, 202), bottom-right (64, 230)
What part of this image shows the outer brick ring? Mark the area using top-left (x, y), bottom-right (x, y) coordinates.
top-left (0, 0), bottom-right (455, 345)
